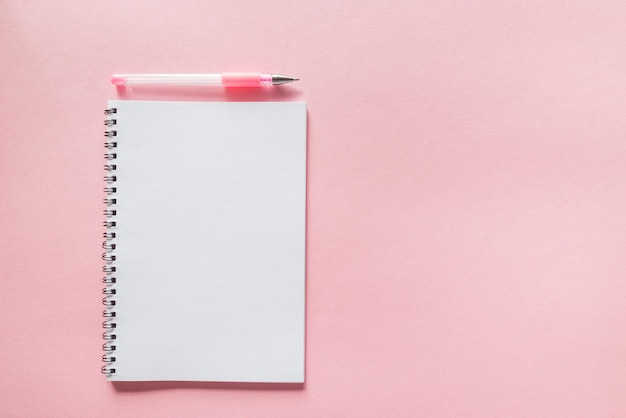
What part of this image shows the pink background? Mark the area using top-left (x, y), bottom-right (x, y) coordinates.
top-left (2, 1), bottom-right (626, 416)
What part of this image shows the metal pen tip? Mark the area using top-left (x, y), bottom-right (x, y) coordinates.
top-left (271, 74), bottom-right (300, 85)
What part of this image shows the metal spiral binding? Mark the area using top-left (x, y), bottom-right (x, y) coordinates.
top-left (102, 107), bottom-right (118, 375)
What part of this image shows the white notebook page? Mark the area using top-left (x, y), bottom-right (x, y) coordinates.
top-left (107, 100), bottom-right (306, 382)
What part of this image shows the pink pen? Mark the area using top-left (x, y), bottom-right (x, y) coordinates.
top-left (110, 73), bottom-right (299, 87)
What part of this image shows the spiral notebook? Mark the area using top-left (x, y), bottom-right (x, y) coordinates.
top-left (101, 100), bottom-right (306, 382)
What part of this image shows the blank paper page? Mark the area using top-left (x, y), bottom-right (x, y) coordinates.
top-left (107, 100), bottom-right (306, 382)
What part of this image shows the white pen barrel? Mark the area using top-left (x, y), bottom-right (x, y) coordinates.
top-left (111, 74), bottom-right (223, 86)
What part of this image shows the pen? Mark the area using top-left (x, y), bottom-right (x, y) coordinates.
top-left (110, 73), bottom-right (299, 87)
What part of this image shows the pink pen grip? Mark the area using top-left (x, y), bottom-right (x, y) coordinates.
top-left (222, 72), bottom-right (270, 87)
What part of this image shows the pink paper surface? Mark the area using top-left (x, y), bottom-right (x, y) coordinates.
top-left (2, 1), bottom-right (626, 416)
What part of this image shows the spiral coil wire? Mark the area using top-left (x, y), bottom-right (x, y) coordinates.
top-left (101, 108), bottom-right (118, 375)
